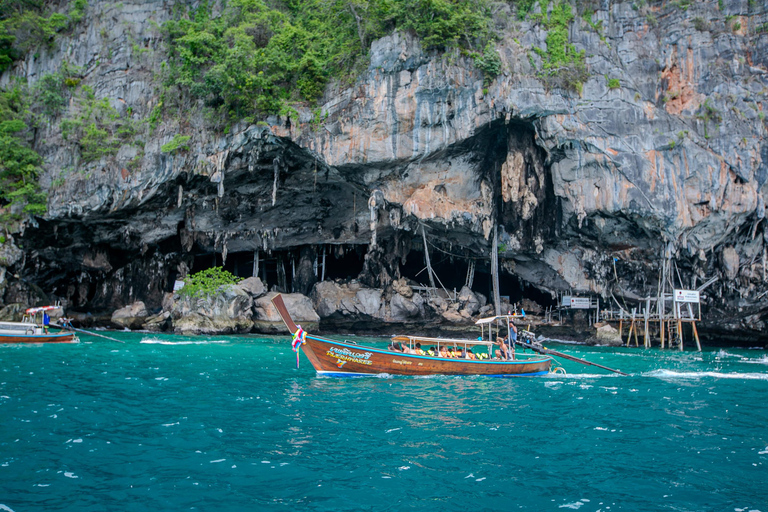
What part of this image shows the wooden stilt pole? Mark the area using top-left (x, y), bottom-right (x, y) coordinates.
top-left (644, 298), bottom-right (650, 348)
top-left (660, 315), bottom-right (665, 349)
top-left (677, 318), bottom-right (684, 351)
top-left (619, 318), bottom-right (624, 345)
top-left (692, 321), bottom-right (702, 351)
top-left (626, 320), bottom-right (634, 347)
top-left (253, 251), bottom-right (259, 279)
top-left (633, 317), bottom-right (640, 347)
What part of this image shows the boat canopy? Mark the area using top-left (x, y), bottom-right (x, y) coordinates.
top-left (25, 305), bottom-right (61, 314)
top-left (391, 335), bottom-right (495, 347)
top-left (475, 314), bottom-right (525, 325)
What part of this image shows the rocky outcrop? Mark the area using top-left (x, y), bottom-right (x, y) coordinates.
top-left (1, 0), bottom-right (766, 340)
top-left (171, 285), bottom-right (254, 335)
top-left (253, 292), bottom-right (319, 334)
top-left (111, 301), bottom-right (148, 330)
top-left (309, 279), bottom-right (487, 331)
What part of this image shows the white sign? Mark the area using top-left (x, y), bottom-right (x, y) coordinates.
top-left (561, 295), bottom-right (572, 307)
top-left (173, 280), bottom-right (185, 291)
top-left (674, 289), bottom-right (699, 303)
top-left (570, 297), bottom-right (592, 309)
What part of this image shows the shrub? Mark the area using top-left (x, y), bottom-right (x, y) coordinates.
top-left (161, 134), bottom-right (191, 154)
top-left (607, 78), bottom-right (620, 89)
top-left (179, 267), bottom-right (242, 299)
top-left (0, 84), bottom-right (47, 226)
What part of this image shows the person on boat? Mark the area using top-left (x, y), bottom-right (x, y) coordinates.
top-left (495, 337), bottom-right (510, 360)
top-left (466, 349), bottom-right (476, 360)
top-left (438, 346), bottom-right (448, 357)
top-left (414, 342), bottom-right (426, 355)
top-left (427, 346), bottom-right (437, 356)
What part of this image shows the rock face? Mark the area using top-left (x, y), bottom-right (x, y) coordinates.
top-left (1, 0), bottom-right (767, 340)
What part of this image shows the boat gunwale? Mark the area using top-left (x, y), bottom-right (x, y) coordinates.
top-left (307, 334), bottom-right (553, 366)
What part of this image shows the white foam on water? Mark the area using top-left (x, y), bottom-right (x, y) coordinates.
top-left (475, 477), bottom-right (486, 482)
top-left (385, 428), bottom-right (401, 433)
top-left (140, 338), bottom-right (228, 345)
top-left (758, 447), bottom-right (768, 455)
top-left (559, 502), bottom-right (584, 509)
top-left (63, 472), bottom-right (78, 479)
top-left (546, 373), bottom-right (615, 380)
top-left (647, 369), bottom-right (768, 381)
top-left (0, 505), bottom-right (17, 512)
top-left (210, 459), bottom-right (225, 463)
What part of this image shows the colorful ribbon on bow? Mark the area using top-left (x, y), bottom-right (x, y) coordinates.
top-left (291, 325), bottom-right (306, 368)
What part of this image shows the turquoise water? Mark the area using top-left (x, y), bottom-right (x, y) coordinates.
top-left (1, 332), bottom-right (767, 511)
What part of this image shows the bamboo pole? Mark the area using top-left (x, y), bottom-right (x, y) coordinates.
top-left (644, 298), bottom-right (650, 348)
top-left (691, 321), bottom-right (702, 351)
top-left (633, 317), bottom-right (640, 348)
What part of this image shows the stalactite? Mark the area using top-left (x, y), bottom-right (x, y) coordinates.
top-left (177, 185), bottom-right (183, 208)
top-left (272, 157), bottom-right (280, 206)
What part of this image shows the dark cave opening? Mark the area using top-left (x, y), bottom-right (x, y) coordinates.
top-left (190, 244), bottom-right (367, 293)
top-left (399, 247), bottom-right (557, 310)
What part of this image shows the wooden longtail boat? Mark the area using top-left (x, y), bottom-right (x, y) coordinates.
top-left (271, 294), bottom-right (553, 377)
top-left (0, 306), bottom-right (77, 344)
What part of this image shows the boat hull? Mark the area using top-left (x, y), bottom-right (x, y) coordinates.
top-left (0, 331), bottom-right (77, 343)
top-left (300, 335), bottom-right (551, 376)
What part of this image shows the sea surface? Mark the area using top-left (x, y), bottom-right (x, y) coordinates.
top-left (1, 331), bottom-right (766, 511)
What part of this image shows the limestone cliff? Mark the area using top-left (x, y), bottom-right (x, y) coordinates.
top-left (1, 0), bottom-right (767, 340)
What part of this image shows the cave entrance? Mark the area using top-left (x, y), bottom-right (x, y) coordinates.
top-left (190, 244), bottom-right (367, 293)
top-left (399, 249), bottom-right (472, 292)
top-left (399, 246), bottom-right (557, 313)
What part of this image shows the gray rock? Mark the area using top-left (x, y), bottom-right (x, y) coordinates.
top-left (111, 301), bottom-right (148, 330)
top-left (594, 323), bottom-right (623, 346)
top-left (390, 293), bottom-right (420, 321)
top-left (253, 292), bottom-right (319, 334)
top-left (171, 285), bottom-right (254, 335)
top-left (238, 276), bottom-right (266, 298)
top-left (722, 246), bottom-right (740, 281)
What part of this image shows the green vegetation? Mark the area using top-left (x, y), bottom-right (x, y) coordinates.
top-left (0, 84), bottom-right (47, 226)
top-left (670, 0), bottom-right (691, 11)
top-left (531, 1), bottom-right (587, 93)
top-left (34, 62), bottom-right (81, 118)
top-left (60, 86), bottom-right (138, 164)
top-left (692, 17), bottom-right (707, 32)
top-left (0, 0), bottom-right (87, 73)
top-left (162, 0), bottom-right (498, 121)
top-left (473, 42), bottom-right (502, 86)
top-left (607, 77), bottom-right (620, 89)
top-left (511, 0), bottom-right (537, 20)
top-left (161, 134), bottom-right (191, 154)
top-left (696, 98), bottom-right (722, 139)
top-left (179, 266), bottom-right (242, 299)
